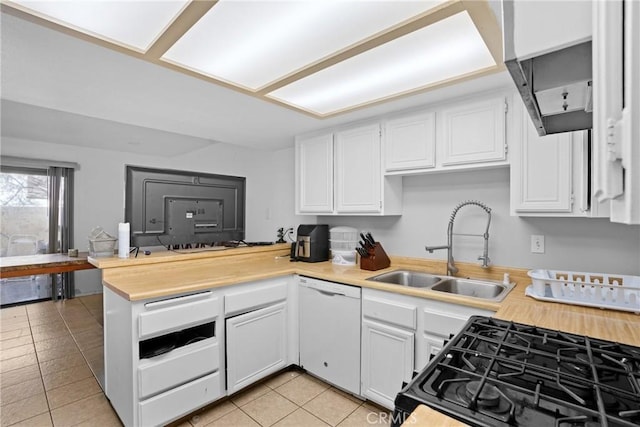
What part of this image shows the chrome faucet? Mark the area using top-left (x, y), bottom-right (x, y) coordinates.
top-left (425, 200), bottom-right (492, 276)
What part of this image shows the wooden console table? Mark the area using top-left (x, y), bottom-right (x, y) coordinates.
top-left (0, 252), bottom-right (95, 279)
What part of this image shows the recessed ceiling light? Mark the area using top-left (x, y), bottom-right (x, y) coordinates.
top-left (6, 0), bottom-right (189, 52)
top-left (266, 11), bottom-right (496, 115)
top-left (162, 0), bottom-right (447, 91)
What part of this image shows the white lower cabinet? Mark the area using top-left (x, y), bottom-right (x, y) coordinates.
top-left (361, 289), bottom-right (418, 410)
top-left (223, 277), bottom-right (294, 395)
top-left (104, 287), bottom-right (224, 427)
top-left (226, 302), bottom-right (287, 394)
top-left (362, 320), bottom-right (414, 409)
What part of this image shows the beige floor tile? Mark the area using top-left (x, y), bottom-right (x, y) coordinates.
top-left (303, 389), bottom-right (360, 426)
top-left (6, 412), bottom-right (53, 427)
top-left (0, 364), bottom-right (41, 389)
top-left (0, 327), bottom-right (32, 341)
top-left (205, 408), bottom-right (260, 427)
top-left (0, 320), bottom-right (30, 333)
top-left (50, 393), bottom-right (114, 426)
top-left (337, 405), bottom-right (391, 427)
top-left (0, 335), bottom-right (33, 350)
top-left (0, 393), bottom-right (48, 427)
top-left (42, 363), bottom-right (93, 390)
top-left (189, 399), bottom-right (237, 426)
top-left (46, 376), bottom-right (101, 409)
top-left (27, 315), bottom-right (64, 328)
top-left (72, 331), bottom-right (104, 352)
top-left (26, 302), bottom-right (57, 313)
top-left (0, 343), bottom-right (35, 361)
top-left (36, 343), bottom-right (81, 363)
top-left (0, 314), bottom-right (28, 326)
top-left (31, 329), bottom-right (70, 344)
top-left (1, 306), bottom-right (27, 318)
top-left (0, 352), bottom-right (37, 374)
top-left (241, 391), bottom-right (297, 427)
top-left (38, 352), bottom-right (86, 376)
top-left (272, 408), bottom-right (330, 427)
top-left (33, 336), bottom-right (75, 353)
top-left (71, 407), bottom-right (122, 427)
top-left (264, 368), bottom-right (302, 389)
top-left (0, 377), bottom-right (44, 406)
top-left (274, 374), bottom-right (330, 406)
top-left (230, 383), bottom-right (271, 407)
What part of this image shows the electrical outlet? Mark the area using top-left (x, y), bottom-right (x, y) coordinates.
top-left (531, 235), bottom-right (545, 254)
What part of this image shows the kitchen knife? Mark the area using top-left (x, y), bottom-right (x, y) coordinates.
top-left (360, 233), bottom-right (370, 246)
top-left (356, 247), bottom-right (369, 258)
top-left (359, 239), bottom-right (369, 249)
top-left (365, 232), bottom-right (376, 245)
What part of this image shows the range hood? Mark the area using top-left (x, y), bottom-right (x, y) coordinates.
top-left (503, 0), bottom-right (593, 136)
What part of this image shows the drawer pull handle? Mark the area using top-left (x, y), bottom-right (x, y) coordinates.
top-left (145, 291), bottom-right (213, 309)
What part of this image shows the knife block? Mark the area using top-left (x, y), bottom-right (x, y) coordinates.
top-left (360, 243), bottom-right (391, 271)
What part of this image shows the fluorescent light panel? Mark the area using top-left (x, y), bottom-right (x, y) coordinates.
top-left (267, 11), bottom-right (496, 115)
top-left (162, 0), bottom-right (447, 91)
top-left (8, 0), bottom-right (189, 51)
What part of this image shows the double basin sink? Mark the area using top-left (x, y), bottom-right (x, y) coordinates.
top-left (366, 270), bottom-right (514, 302)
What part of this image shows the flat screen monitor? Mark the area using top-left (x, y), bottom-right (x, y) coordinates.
top-left (125, 165), bottom-right (245, 248)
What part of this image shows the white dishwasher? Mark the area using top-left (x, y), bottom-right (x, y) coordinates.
top-left (299, 276), bottom-right (361, 395)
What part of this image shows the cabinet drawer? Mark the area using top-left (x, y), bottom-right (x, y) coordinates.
top-left (363, 296), bottom-right (416, 330)
top-left (138, 339), bottom-right (219, 400)
top-left (139, 292), bottom-right (219, 339)
top-left (139, 371), bottom-right (222, 427)
top-left (225, 281), bottom-right (287, 316)
top-left (423, 309), bottom-right (469, 337)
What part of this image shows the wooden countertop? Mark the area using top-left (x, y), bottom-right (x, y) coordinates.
top-left (91, 245), bottom-right (640, 426)
top-left (0, 252), bottom-right (95, 278)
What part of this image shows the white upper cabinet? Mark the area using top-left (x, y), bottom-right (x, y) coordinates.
top-left (384, 112), bottom-right (436, 172)
top-left (335, 124), bottom-right (382, 213)
top-left (510, 101), bottom-right (609, 217)
top-left (295, 134), bottom-right (334, 214)
top-left (438, 96), bottom-right (507, 167)
top-left (383, 93), bottom-right (511, 175)
top-left (296, 123), bottom-right (402, 216)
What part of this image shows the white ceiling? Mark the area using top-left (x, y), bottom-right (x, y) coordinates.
top-left (0, 6), bottom-right (512, 154)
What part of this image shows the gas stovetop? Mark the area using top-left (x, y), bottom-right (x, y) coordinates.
top-left (393, 316), bottom-right (640, 427)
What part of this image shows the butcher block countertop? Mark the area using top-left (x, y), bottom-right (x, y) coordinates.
top-left (90, 244), bottom-right (640, 427)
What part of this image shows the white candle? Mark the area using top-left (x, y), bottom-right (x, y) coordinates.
top-left (118, 222), bottom-right (130, 258)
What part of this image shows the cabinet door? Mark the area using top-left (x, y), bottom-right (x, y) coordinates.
top-left (296, 134), bottom-right (334, 214)
top-left (361, 320), bottom-right (414, 410)
top-left (511, 107), bottom-right (573, 213)
top-left (225, 302), bottom-right (287, 394)
top-left (384, 112), bottom-right (436, 172)
top-left (439, 97), bottom-right (507, 166)
top-left (335, 124), bottom-right (382, 213)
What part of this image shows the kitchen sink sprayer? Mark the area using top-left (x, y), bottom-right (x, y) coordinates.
top-left (425, 200), bottom-right (492, 276)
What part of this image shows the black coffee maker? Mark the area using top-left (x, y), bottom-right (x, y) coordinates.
top-left (291, 224), bottom-right (329, 262)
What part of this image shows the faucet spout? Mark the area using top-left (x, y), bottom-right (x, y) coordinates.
top-left (426, 200), bottom-right (492, 276)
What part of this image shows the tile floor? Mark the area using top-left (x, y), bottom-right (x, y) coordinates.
top-left (1, 296), bottom-right (392, 427)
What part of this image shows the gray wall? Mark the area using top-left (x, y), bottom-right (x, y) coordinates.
top-left (320, 168), bottom-right (640, 275)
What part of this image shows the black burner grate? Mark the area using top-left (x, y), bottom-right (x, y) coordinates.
top-left (393, 316), bottom-right (640, 427)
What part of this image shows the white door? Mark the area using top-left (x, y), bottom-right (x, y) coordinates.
top-left (439, 97), bottom-right (507, 166)
top-left (384, 112), bottom-right (436, 172)
top-left (361, 320), bottom-right (414, 410)
top-left (225, 302), bottom-right (287, 394)
top-left (335, 124), bottom-right (382, 213)
top-left (511, 108), bottom-right (573, 213)
top-left (295, 134), bottom-right (334, 214)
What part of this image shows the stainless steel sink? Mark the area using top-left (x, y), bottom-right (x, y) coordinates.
top-left (366, 270), bottom-right (442, 288)
top-left (430, 278), bottom-right (511, 301)
top-left (366, 270), bottom-right (513, 301)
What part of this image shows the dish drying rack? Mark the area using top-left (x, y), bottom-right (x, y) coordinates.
top-left (525, 269), bottom-right (640, 313)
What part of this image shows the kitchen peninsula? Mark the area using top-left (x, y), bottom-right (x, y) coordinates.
top-left (90, 244), bottom-right (640, 426)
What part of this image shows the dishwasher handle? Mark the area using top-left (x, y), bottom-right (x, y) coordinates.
top-left (299, 277), bottom-right (361, 299)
